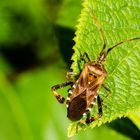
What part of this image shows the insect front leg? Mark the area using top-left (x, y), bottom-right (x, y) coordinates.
top-left (77, 52), bottom-right (91, 72)
top-left (80, 52), bottom-right (91, 63)
top-left (51, 81), bottom-right (73, 104)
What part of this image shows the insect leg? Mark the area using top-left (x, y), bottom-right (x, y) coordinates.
top-left (77, 60), bottom-right (83, 72)
top-left (102, 84), bottom-right (112, 98)
top-left (77, 52), bottom-right (91, 72)
top-left (85, 112), bottom-right (96, 124)
top-left (51, 81), bottom-right (73, 103)
top-left (89, 8), bottom-right (106, 52)
top-left (66, 72), bottom-right (78, 76)
top-left (66, 72), bottom-right (79, 80)
top-left (107, 37), bottom-right (140, 54)
top-left (85, 95), bottom-right (102, 124)
top-left (80, 52), bottom-right (91, 63)
top-left (97, 95), bottom-right (103, 118)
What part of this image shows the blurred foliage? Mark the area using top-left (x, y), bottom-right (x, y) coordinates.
top-left (0, 0), bottom-right (140, 140)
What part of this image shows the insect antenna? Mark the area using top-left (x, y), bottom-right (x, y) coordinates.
top-left (89, 7), bottom-right (140, 64)
top-left (97, 37), bottom-right (140, 64)
top-left (89, 8), bottom-right (107, 53)
top-left (107, 37), bottom-right (140, 54)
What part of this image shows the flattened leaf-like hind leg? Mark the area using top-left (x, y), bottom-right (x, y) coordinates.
top-left (85, 95), bottom-right (103, 124)
top-left (51, 81), bottom-right (73, 103)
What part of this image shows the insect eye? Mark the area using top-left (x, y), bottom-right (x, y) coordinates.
top-left (89, 72), bottom-right (98, 78)
top-left (94, 75), bottom-right (97, 78)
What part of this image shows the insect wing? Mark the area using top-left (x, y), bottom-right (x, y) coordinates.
top-left (67, 90), bottom-right (87, 121)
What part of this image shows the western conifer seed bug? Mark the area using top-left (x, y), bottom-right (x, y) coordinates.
top-left (51, 8), bottom-right (140, 125)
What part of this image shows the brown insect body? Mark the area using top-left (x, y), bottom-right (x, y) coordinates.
top-left (67, 61), bottom-right (107, 121)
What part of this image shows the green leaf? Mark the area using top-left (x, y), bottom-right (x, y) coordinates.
top-left (128, 110), bottom-right (140, 129)
top-left (71, 124), bottom-right (131, 140)
top-left (69, 0), bottom-right (140, 137)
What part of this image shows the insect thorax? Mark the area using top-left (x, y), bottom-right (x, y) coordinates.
top-left (85, 61), bottom-right (107, 83)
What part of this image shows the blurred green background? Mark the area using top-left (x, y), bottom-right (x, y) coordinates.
top-left (0, 0), bottom-right (140, 140)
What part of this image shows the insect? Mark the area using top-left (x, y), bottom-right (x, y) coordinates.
top-left (51, 8), bottom-right (140, 124)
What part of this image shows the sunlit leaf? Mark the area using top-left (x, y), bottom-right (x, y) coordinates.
top-left (128, 110), bottom-right (140, 129)
top-left (69, 0), bottom-right (140, 137)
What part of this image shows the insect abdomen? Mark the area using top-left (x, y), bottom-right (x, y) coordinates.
top-left (67, 91), bottom-right (87, 121)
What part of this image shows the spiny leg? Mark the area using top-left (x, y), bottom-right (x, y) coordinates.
top-left (51, 81), bottom-right (73, 103)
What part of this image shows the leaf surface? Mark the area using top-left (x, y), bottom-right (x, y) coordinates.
top-left (69, 0), bottom-right (140, 137)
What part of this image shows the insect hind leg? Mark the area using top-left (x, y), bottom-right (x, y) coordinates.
top-left (85, 95), bottom-right (103, 124)
top-left (85, 112), bottom-right (96, 124)
top-left (97, 95), bottom-right (103, 118)
top-left (51, 81), bottom-right (73, 103)
top-left (76, 96), bottom-right (103, 132)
